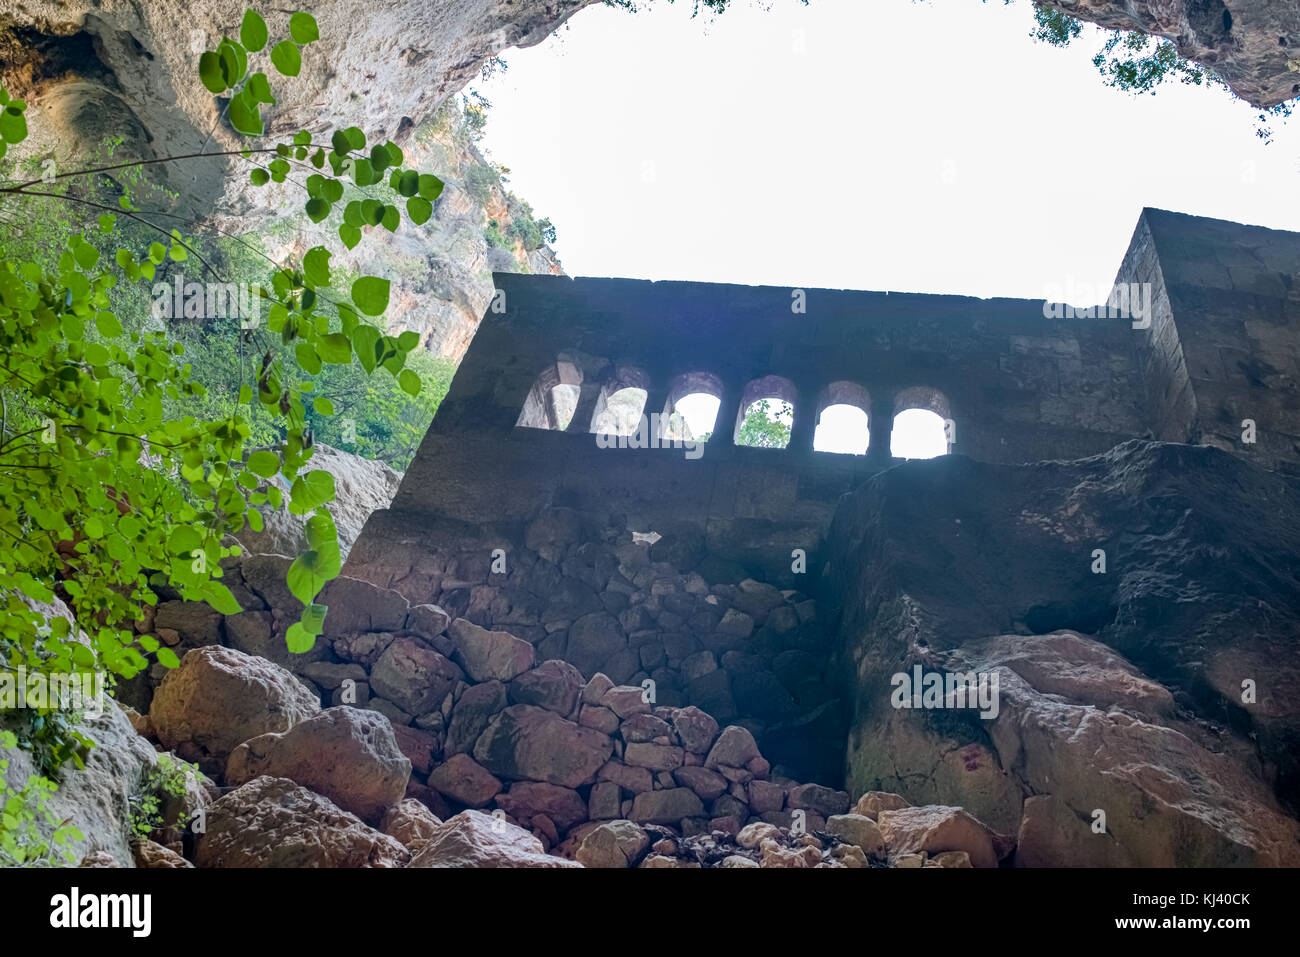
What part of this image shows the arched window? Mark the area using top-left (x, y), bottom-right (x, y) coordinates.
top-left (660, 371), bottom-right (724, 443)
top-left (735, 375), bottom-right (797, 450)
top-left (590, 366), bottom-right (651, 436)
top-left (813, 381), bottom-right (871, 455)
top-left (516, 359), bottom-right (583, 431)
top-left (891, 386), bottom-right (952, 459)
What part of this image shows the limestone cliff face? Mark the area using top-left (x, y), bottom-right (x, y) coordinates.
top-left (1042, 0), bottom-right (1300, 107)
top-left (0, 0), bottom-right (601, 222)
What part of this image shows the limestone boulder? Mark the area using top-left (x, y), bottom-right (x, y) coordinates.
top-left (369, 637), bottom-right (463, 716)
top-left (575, 820), bottom-right (650, 868)
top-left (408, 810), bottom-right (582, 868)
top-left (224, 707), bottom-right (411, 824)
top-left (876, 805), bottom-right (1005, 869)
top-left (448, 618), bottom-right (535, 682)
top-left (473, 705), bottom-right (612, 788)
top-left (150, 645), bottom-right (320, 773)
top-left (195, 776), bottom-right (409, 867)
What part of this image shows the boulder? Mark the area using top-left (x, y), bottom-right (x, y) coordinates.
top-left (407, 810), bottom-right (581, 868)
top-left (379, 798), bottom-right (443, 849)
top-left (444, 681), bottom-right (508, 756)
top-left (225, 707), bottom-right (411, 824)
top-left (495, 782), bottom-right (588, 832)
top-left (629, 788), bottom-right (705, 825)
top-left (704, 725), bottom-right (760, 770)
top-left (449, 618), bottom-right (535, 682)
top-left (473, 705), bottom-right (612, 788)
top-left (195, 776), bottom-right (408, 867)
top-left (150, 645), bottom-right (320, 773)
top-left (877, 805), bottom-right (1004, 869)
top-left (509, 659), bottom-right (583, 715)
top-left (575, 820), bottom-right (650, 868)
top-left (427, 753), bottom-right (502, 808)
top-left (671, 706), bottom-right (719, 754)
top-left (825, 814), bottom-right (885, 857)
top-left (369, 637), bottom-right (464, 716)
top-left (318, 576), bottom-right (410, 638)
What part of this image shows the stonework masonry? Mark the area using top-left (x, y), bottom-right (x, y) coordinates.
top-left (341, 207), bottom-right (1300, 785)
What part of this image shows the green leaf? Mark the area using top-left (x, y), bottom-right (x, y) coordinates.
top-left (97, 213), bottom-right (115, 233)
top-left (313, 397), bottom-right (335, 415)
top-left (240, 9), bottom-right (269, 51)
top-left (381, 204), bottom-right (400, 232)
top-left (228, 91), bottom-right (264, 136)
top-left (156, 647), bottom-right (181, 669)
top-left (398, 368), bottom-right (421, 397)
top-left (289, 12), bottom-right (320, 44)
top-left (289, 470), bottom-right (336, 515)
top-left (338, 224), bottom-right (361, 250)
top-left (250, 167), bottom-right (270, 186)
top-left (303, 246), bottom-right (331, 287)
top-left (295, 341), bottom-right (322, 375)
top-left (406, 196), bottom-right (432, 225)
top-left (317, 333), bottom-right (352, 364)
top-left (270, 40), bottom-right (301, 77)
top-left (202, 581), bottom-right (243, 615)
top-left (397, 330), bottom-right (420, 351)
top-left (418, 174), bottom-right (444, 201)
top-left (95, 311), bottom-right (123, 337)
top-left (199, 51), bottom-right (227, 93)
top-left (246, 450), bottom-right (280, 478)
top-left (304, 197), bottom-right (330, 223)
top-left (343, 126), bottom-right (366, 151)
top-left (396, 170), bottom-right (419, 197)
top-left (247, 71), bottom-right (274, 104)
top-left (350, 277), bottom-right (390, 316)
top-left (349, 325), bottom-right (381, 373)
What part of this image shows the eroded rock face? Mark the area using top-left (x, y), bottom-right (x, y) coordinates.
top-left (828, 441), bottom-right (1300, 866)
top-left (1039, 0), bottom-right (1300, 107)
top-left (0, 1), bottom-right (602, 220)
top-left (149, 645), bottom-right (321, 774)
top-left (225, 706), bottom-right (411, 824)
top-left (195, 776), bottom-right (409, 867)
top-left (0, 702), bottom-right (157, 866)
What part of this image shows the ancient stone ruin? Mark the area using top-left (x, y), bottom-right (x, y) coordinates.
top-left (15, 205), bottom-right (1300, 870)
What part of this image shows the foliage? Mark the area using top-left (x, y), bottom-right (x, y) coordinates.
top-left (484, 219), bottom-right (512, 250)
top-left (0, 5), bottom-right (448, 734)
top-left (736, 398), bottom-right (792, 449)
top-left (128, 752), bottom-right (195, 839)
top-left (464, 163), bottom-right (500, 205)
top-left (0, 731), bottom-right (83, 866)
top-left (1028, 2), bottom-right (1292, 137)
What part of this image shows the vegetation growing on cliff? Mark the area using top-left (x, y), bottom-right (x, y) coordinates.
top-left (0, 8), bottom-right (459, 852)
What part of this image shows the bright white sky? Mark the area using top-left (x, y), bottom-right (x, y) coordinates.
top-left (479, 0), bottom-right (1300, 455)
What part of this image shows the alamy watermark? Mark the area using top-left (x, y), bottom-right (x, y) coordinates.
top-left (1041, 279), bottom-right (1152, 329)
top-left (596, 412), bottom-right (705, 460)
top-left (0, 666), bottom-right (105, 717)
top-left (890, 665), bottom-right (999, 719)
top-left (151, 274), bottom-right (262, 327)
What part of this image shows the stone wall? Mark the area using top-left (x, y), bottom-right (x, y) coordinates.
top-left (1125, 208), bottom-right (1300, 471)
top-left (340, 207), bottom-right (1300, 786)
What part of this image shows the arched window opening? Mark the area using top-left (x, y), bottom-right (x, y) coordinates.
top-left (590, 366), bottom-right (652, 436)
top-left (734, 375), bottom-right (797, 450)
top-left (813, 381), bottom-right (871, 455)
top-left (517, 359), bottom-right (583, 431)
top-left (815, 405), bottom-right (870, 454)
top-left (660, 371), bottom-right (724, 443)
top-left (891, 386), bottom-right (952, 459)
